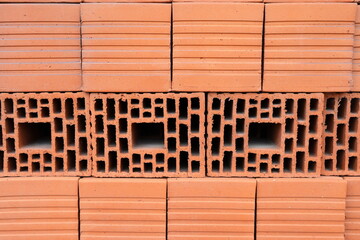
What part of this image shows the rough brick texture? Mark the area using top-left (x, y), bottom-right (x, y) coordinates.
top-left (168, 178), bottom-right (256, 240)
top-left (353, 7), bottom-right (360, 91)
top-left (263, 3), bottom-right (357, 92)
top-left (90, 93), bottom-right (205, 177)
top-left (81, 3), bottom-right (171, 92)
top-left (80, 178), bottom-right (166, 240)
top-left (0, 4), bottom-right (81, 91)
top-left (0, 177), bottom-right (79, 240)
top-left (207, 93), bottom-right (323, 177)
top-left (257, 178), bottom-right (347, 240)
top-left (345, 177), bottom-right (360, 240)
top-left (172, 3), bottom-right (263, 92)
top-left (323, 94), bottom-right (360, 176)
top-left (0, 93), bottom-right (91, 176)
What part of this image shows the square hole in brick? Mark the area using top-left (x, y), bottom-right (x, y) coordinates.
top-left (248, 123), bottom-right (281, 149)
top-left (132, 123), bottom-right (164, 149)
top-left (18, 123), bottom-right (51, 149)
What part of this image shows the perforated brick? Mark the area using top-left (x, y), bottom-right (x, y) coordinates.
top-left (0, 4), bottom-right (81, 91)
top-left (207, 93), bottom-right (324, 177)
top-left (90, 93), bottom-right (205, 177)
top-left (0, 93), bottom-right (91, 176)
top-left (323, 94), bottom-right (360, 175)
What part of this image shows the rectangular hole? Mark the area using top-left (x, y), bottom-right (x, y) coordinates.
top-left (236, 119), bottom-right (244, 133)
top-left (297, 99), bottom-right (306, 120)
top-left (261, 112), bottom-right (269, 118)
top-left (79, 137), bottom-right (87, 155)
top-left (8, 157), bottom-right (16, 172)
top-left (55, 118), bottom-right (63, 133)
top-left (53, 99), bottom-right (61, 113)
top-left (168, 118), bottom-right (176, 133)
top-left (155, 107), bottom-right (164, 118)
top-left (55, 158), bottom-right (64, 172)
top-left (272, 154), bottom-right (280, 164)
top-left (349, 157), bottom-right (357, 171)
top-left (191, 161), bottom-right (200, 172)
top-left (191, 115), bottom-right (199, 133)
top-left (309, 116), bottom-right (318, 133)
top-left (211, 138), bottom-right (220, 156)
top-left (30, 99), bottom-right (38, 109)
top-left (44, 153), bottom-right (51, 164)
top-left (119, 99), bottom-right (127, 114)
top-left (121, 158), bottom-right (129, 172)
top-left (223, 151), bottom-right (232, 172)
top-left (179, 98), bottom-right (188, 119)
top-left (17, 108), bottom-right (26, 118)
top-left (5, 119), bottom-right (14, 134)
top-left (77, 98), bottom-right (85, 110)
top-left (310, 99), bottom-right (319, 110)
top-left (285, 99), bottom-right (294, 114)
top-left (67, 125), bottom-right (75, 146)
top-left (168, 138), bottom-right (176, 153)
top-left (65, 99), bottom-right (74, 120)
top-left (78, 115), bottom-right (86, 133)
top-left (285, 138), bottom-right (293, 153)
top-left (236, 138), bottom-right (244, 153)
top-left (212, 98), bottom-right (220, 110)
top-left (20, 153), bottom-right (28, 163)
top-left (297, 125), bottom-right (306, 147)
top-left (236, 157), bottom-right (244, 172)
top-left (224, 100), bottom-right (233, 120)
top-left (325, 137), bottom-right (333, 155)
top-left (55, 137), bottom-right (64, 153)
top-left (325, 159), bottom-right (333, 171)
top-left (349, 137), bottom-right (357, 152)
top-left (168, 157), bottom-right (176, 172)
top-left (236, 99), bottom-right (245, 113)
top-left (97, 161), bottom-right (105, 172)
top-left (191, 137), bottom-right (200, 156)
top-left (119, 138), bottom-right (128, 153)
top-left (107, 125), bottom-right (116, 147)
top-left (79, 160), bottom-right (87, 171)
top-left (338, 98), bottom-right (347, 119)
top-left (109, 151), bottom-right (117, 172)
top-left (248, 153), bottom-right (256, 164)
top-left (67, 150), bottom-right (76, 171)
top-left (336, 124), bottom-right (345, 146)
top-left (273, 108), bottom-right (281, 118)
top-left (156, 154), bottom-right (164, 164)
top-left (248, 108), bottom-right (257, 118)
top-left (32, 162), bottom-right (40, 172)
top-left (119, 118), bottom-right (127, 133)
top-left (96, 138), bottom-right (105, 156)
top-left (336, 150), bottom-right (345, 170)
top-left (143, 98), bottom-right (151, 109)
top-left (309, 139), bottom-right (317, 156)
top-left (349, 117), bottom-right (358, 133)
top-left (212, 115), bottom-right (221, 133)
top-left (296, 152), bottom-right (305, 172)
top-left (180, 151), bottom-right (188, 172)
top-left (107, 99), bottom-right (115, 120)
top-left (326, 98), bottom-right (335, 110)
top-left (180, 124), bottom-right (188, 146)
top-left (191, 98), bottom-right (200, 109)
top-left (261, 99), bottom-right (269, 109)
top-left (6, 138), bottom-right (15, 153)
top-left (212, 160), bottom-right (220, 172)
top-left (308, 161), bottom-right (316, 173)
top-left (131, 109), bottom-right (139, 118)
top-left (95, 115), bottom-right (104, 133)
top-left (5, 99), bottom-right (13, 114)
top-left (41, 107), bottom-right (50, 118)
top-left (144, 162), bottom-right (152, 173)
top-left (285, 119), bottom-right (294, 133)
top-left (325, 115), bottom-right (334, 132)
top-left (351, 98), bottom-right (359, 113)
top-left (167, 99), bottom-right (176, 113)
top-left (95, 99), bottom-right (103, 111)
top-left (223, 125), bottom-right (232, 146)
top-left (260, 163), bottom-right (268, 173)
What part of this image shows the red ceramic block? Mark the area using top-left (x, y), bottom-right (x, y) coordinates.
top-left (80, 178), bottom-right (166, 240)
top-left (353, 6), bottom-right (360, 91)
top-left (0, 4), bottom-right (81, 91)
top-left (0, 177), bottom-right (79, 240)
top-left (345, 177), bottom-right (360, 240)
top-left (207, 93), bottom-right (324, 177)
top-left (0, 93), bottom-right (91, 176)
top-left (90, 93), bottom-right (205, 177)
top-left (322, 94), bottom-right (360, 176)
top-left (172, 3), bottom-right (263, 92)
top-left (81, 3), bottom-right (171, 92)
top-left (257, 178), bottom-right (347, 240)
top-left (168, 178), bottom-right (256, 240)
top-left (263, 3), bottom-right (357, 92)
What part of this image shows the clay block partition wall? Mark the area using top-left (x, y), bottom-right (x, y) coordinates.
top-left (0, 93), bottom-right (91, 176)
top-left (79, 178), bottom-right (166, 240)
top-left (81, 3), bottom-right (171, 92)
top-left (0, 177), bottom-right (79, 240)
top-left (207, 93), bottom-right (324, 177)
top-left (90, 93), bottom-right (205, 177)
top-left (345, 177), bottom-right (360, 240)
top-left (168, 178), bottom-right (256, 240)
top-left (172, 3), bottom-right (263, 92)
top-left (323, 94), bottom-right (360, 176)
top-left (263, 3), bottom-right (357, 92)
top-left (257, 178), bottom-right (347, 240)
top-left (0, 4), bottom-right (81, 92)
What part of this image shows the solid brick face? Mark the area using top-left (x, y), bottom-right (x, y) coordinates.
top-left (81, 3), bottom-right (171, 92)
top-left (323, 94), bottom-right (360, 175)
top-left (168, 178), bottom-right (256, 240)
top-left (207, 93), bottom-right (323, 177)
top-left (172, 3), bottom-right (263, 92)
top-left (257, 178), bottom-right (347, 240)
top-left (80, 178), bottom-right (166, 240)
top-left (90, 93), bottom-right (205, 177)
top-left (0, 177), bottom-right (79, 240)
top-left (345, 177), bottom-right (360, 240)
top-left (0, 4), bottom-right (81, 92)
top-left (353, 7), bottom-right (360, 91)
top-left (263, 3), bottom-right (357, 92)
top-left (0, 93), bottom-right (91, 176)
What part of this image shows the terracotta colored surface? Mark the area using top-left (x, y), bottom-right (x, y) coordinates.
top-left (90, 93), bottom-right (205, 177)
top-left (257, 178), bottom-right (347, 240)
top-left (81, 3), bottom-right (171, 92)
top-left (263, 3), bottom-right (357, 92)
top-left (345, 177), bottom-right (360, 240)
top-left (207, 93), bottom-right (324, 177)
top-left (0, 4), bottom-right (81, 92)
top-left (322, 94), bottom-right (360, 175)
top-left (353, 6), bottom-right (360, 91)
top-left (168, 178), bottom-right (256, 240)
top-left (80, 178), bottom-right (166, 240)
top-left (0, 93), bottom-right (91, 176)
top-left (0, 177), bottom-right (79, 240)
top-left (172, 3), bottom-right (263, 92)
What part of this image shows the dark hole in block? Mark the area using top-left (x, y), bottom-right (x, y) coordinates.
top-left (325, 114), bottom-right (334, 132)
top-left (133, 154), bottom-right (141, 164)
top-left (297, 125), bottom-right (306, 147)
top-left (53, 99), bottom-right (61, 113)
top-left (212, 115), bottom-right (221, 133)
top-left (6, 138), bottom-right (15, 153)
top-left (67, 150), bottom-right (76, 171)
top-left (144, 162), bottom-right (152, 172)
top-left (168, 118), bottom-right (176, 133)
top-left (250, 99), bottom-right (257, 105)
top-left (97, 161), bottom-right (105, 172)
top-left (273, 99), bottom-right (281, 105)
top-left (349, 117), bottom-right (358, 133)
top-left (285, 119), bottom-right (294, 133)
top-left (191, 137), bottom-right (200, 156)
top-left (17, 99), bottom-right (25, 105)
top-left (65, 99), bottom-right (74, 120)
top-left (236, 138), bottom-right (244, 153)
top-left (121, 158), bottom-right (129, 172)
top-left (119, 118), bottom-right (127, 133)
top-left (191, 98), bottom-right (200, 109)
top-left (351, 98), bottom-right (359, 113)
top-left (309, 116), bottom-right (318, 133)
top-left (30, 112), bottom-right (38, 118)
top-left (79, 160), bottom-right (87, 171)
top-left (168, 157), bottom-right (176, 172)
top-left (191, 115), bottom-right (199, 133)
top-left (55, 118), bottom-right (63, 133)
top-left (119, 138), bottom-right (128, 153)
top-left (261, 99), bottom-right (269, 109)
top-left (349, 137), bottom-right (357, 152)
top-left (285, 99), bottom-right (294, 114)
top-left (77, 98), bottom-right (85, 110)
top-left (78, 115), bottom-right (86, 133)
top-left (55, 137), bottom-right (64, 153)
top-left (336, 124), bottom-right (346, 146)
top-left (155, 98), bottom-right (163, 104)
top-left (236, 99), bottom-right (245, 113)
top-left (8, 157), bottom-right (16, 172)
top-left (6, 118), bottom-right (14, 134)
top-left (284, 158), bottom-right (292, 172)
top-left (338, 98), bottom-right (347, 119)
top-left (29, 99), bottom-right (37, 109)
top-left (179, 98), bottom-right (188, 119)
top-left (236, 119), bottom-right (244, 133)
top-left (41, 107), bottom-right (50, 118)
top-left (155, 108), bottom-right (164, 118)
top-left (325, 137), bottom-right (333, 155)
top-left (32, 162), bottom-right (40, 172)
top-left (131, 99), bottom-right (139, 104)
top-left (131, 109), bottom-right (139, 118)
top-left (248, 123), bottom-right (281, 149)
top-left (168, 138), bottom-right (176, 153)
top-left (273, 108), bottom-right (281, 118)
top-left (5, 99), bottom-right (13, 114)
top-left (109, 151), bottom-right (117, 172)
top-left (143, 98), bottom-right (151, 109)
top-left (297, 99), bottom-right (306, 120)
top-left (180, 151), bottom-right (188, 172)
top-left (107, 125), bottom-right (116, 147)
top-left (133, 167), bottom-right (141, 173)
top-left (119, 99), bottom-right (127, 114)
top-left (325, 159), bottom-right (333, 171)
top-left (144, 154), bottom-right (152, 159)
top-left (308, 161), bottom-right (316, 172)
top-left (248, 153), bottom-right (256, 163)
top-left (40, 99), bottom-right (48, 105)
top-left (223, 151), bottom-right (232, 172)
top-left (236, 157), bottom-right (244, 172)
top-left (55, 157), bottom-right (64, 172)
top-left (272, 154), bottom-right (280, 164)
top-left (212, 160), bottom-right (220, 172)
top-left (107, 99), bottom-right (115, 120)
top-left (260, 162), bottom-right (268, 173)
top-left (224, 100), bottom-right (233, 120)
top-left (21, 166), bottom-right (29, 172)
top-left (144, 112), bottom-right (151, 118)
top-left (191, 161), bottom-right (200, 172)
top-left (179, 124), bottom-right (188, 146)
top-left (212, 98), bottom-right (221, 110)
top-left (167, 99), bottom-right (176, 113)
top-left (248, 108), bottom-right (257, 118)
top-left (18, 108), bottom-right (26, 118)
top-left (326, 98), bottom-right (335, 110)
top-left (223, 125), bottom-right (232, 146)
top-left (261, 112), bottom-right (269, 118)
top-left (309, 139), bottom-right (317, 156)
top-left (296, 152), bottom-right (305, 172)
top-left (310, 99), bottom-right (319, 111)
top-left (156, 154), bottom-right (165, 164)
top-left (18, 123), bottom-right (51, 149)
top-left (211, 137), bottom-right (220, 155)
top-left (44, 153), bottom-right (51, 164)
top-left (20, 153), bottom-right (28, 163)
top-left (349, 157), bottom-right (357, 171)
top-left (132, 123), bottom-right (164, 149)
top-left (336, 150), bottom-right (345, 170)
top-left (67, 125), bottom-right (75, 146)
top-left (96, 138), bottom-right (105, 156)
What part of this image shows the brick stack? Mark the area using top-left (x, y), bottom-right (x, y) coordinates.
top-left (0, 0), bottom-right (360, 239)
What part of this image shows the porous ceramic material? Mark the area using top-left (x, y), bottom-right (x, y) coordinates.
top-left (353, 6), bottom-right (360, 91)
top-left (345, 177), bottom-right (360, 240)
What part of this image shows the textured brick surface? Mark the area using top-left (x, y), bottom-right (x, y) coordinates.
top-left (0, 4), bottom-right (81, 91)
top-left (80, 178), bottom-right (166, 240)
top-left (257, 178), bottom-right (347, 240)
top-left (168, 178), bottom-right (256, 240)
top-left (0, 177), bottom-right (79, 240)
top-left (81, 3), bottom-right (171, 92)
top-left (0, 93), bottom-right (91, 176)
top-left (353, 6), bottom-right (360, 91)
top-left (263, 3), bottom-right (357, 92)
top-left (90, 93), bottom-right (205, 177)
top-left (207, 93), bottom-right (324, 177)
top-left (172, 3), bottom-right (263, 92)
top-left (345, 177), bottom-right (360, 240)
top-left (323, 94), bottom-right (360, 176)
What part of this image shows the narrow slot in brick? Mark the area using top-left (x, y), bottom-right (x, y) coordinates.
top-left (67, 125), bottom-right (75, 146)
top-left (337, 98), bottom-right (347, 119)
top-left (224, 100), bottom-right (233, 120)
top-left (349, 137), bottom-right (357, 152)
top-left (336, 124), bottom-right (346, 146)
top-left (32, 162), bottom-right (40, 172)
top-left (79, 137), bottom-right (87, 155)
top-left (212, 160), bottom-right (220, 172)
top-left (119, 138), bottom-right (128, 153)
top-left (131, 109), bottom-right (139, 118)
top-left (285, 118), bottom-right (294, 133)
top-left (4, 99), bottom-right (13, 114)
top-left (97, 161), bottom-right (105, 172)
top-left (79, 160), bottom-right (87, 171)
top-left (155, 107), bottom-right (164, 118)
top-left (297, 99), bottom-right (306, 120)
top-left (179, 98), bottom-right (188, 119)
top-left (143, 98), bottom-right (151, 109)
top-left (119, 99), bottom-right (127, 114)
top-left (179, 124), bottom-right (188, 146)
top-left (236, 119), bottom-right (244, 133)
top-left (212, 115), bottom-right (221, 133)
top-left (191, 98), bottom-right (200, 109)
top-left (168, 138), bottom-right (176, 153)
top-left (309, 116), bottom-right (318, 133)
top-left (260, 162), bottom-right (268, 173)
top-left (349, 117), bottom-right (358, 133)
top-left (55, 157), bottom-right (64, 172)
top-left (167, 99), bottom-right (176, 113)
top-left (180, 151), bottom-right (188, 172)
top-left (65, 99), bottom-right (74, 120)
top-left (191, 161), bottom-right (200, 172)
top-left (325, 137), bottom-right (333, 155)
top-left (44, 153), bottom-right (51, 164)
top-left (296, 125), bottom-right (306, 147)
top-left (326, 98), bottom-right (335, 110)
top-left (107, 125), bottom-right (116, 147)
top-left (351, 98), bottom-right (359, 113)
top-left (119, 118), bottom-right (127, 133)
top-left (223, 125), bottom-right (232, 146)
top-left (77, 98), bottom-right (85, 110)
top-left (121, 158), bottom-right (129, 172)
top-left (6, 139), bottom-right (15, 153)
top-left (5, 119), bottom-right (14, 134)
top-left (236, 157), bottom-right (244, 172)
top-left (349, 157), bottom-right (357, 171)
top-left (144, 162), bottom-right (152, 173)
top-left (308, 161), bottom-right (316, 172)
top-left (94, 99), bottom-right (103, 111)
top-left (29, 99), bottom-right (37, 109)
top-left (212, 98), bottom-right (221, 110)
top-left (168, 157), bottom-right (176, 172)
top-left (78, 115), bottom-right (86, 133)
top-left (261, 99), bottom-right (269, 109)
top-left (336, 150), bottom-right (345, 170)
top-left (53, 99), bottom-right (61, 113)
top-left (41, 107), bottom-right (50, 118)
top-left (96, 138), bottom-right (105, 156)
top-left (310, 99), bottom-right (319, 111)
top-left (191, 115), bottom-right (199, 133)
top-left (67, 150), bottom-right (76, 171)
top-left (325, 159), bottom-right (333, 171)
top-left (285, 99), bottom-right (294, 114)
top-left (211, 138), bottom-right (220, 155)
top-left (95, 115), bottom-right (104, 134)
top-left (17, 108), bottom-right (25, 118)
top-left (325, 115), bottom-right (334, 132)
top-left (236, 138), bottom-right (244, 153)
top-left (8, 157), bottom-right (16, 171)
top-left (236, 99), bottom-right (245, 113)
top-left (191, 137), bottom-right (200, 156)
top-left (296, 152), bottom-right (305, 172)
top-left (107, 99), bottom-right (115, 120)
top-left (54, 118), bottom-right (63, 133)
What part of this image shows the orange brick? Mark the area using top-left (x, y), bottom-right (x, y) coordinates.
top-left (353, 6), bottom-right (360, 91)
top-left (345, 177), bottom-right (360, 240)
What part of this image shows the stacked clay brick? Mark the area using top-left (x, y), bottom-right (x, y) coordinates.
top-left (1, 0), bottom-right (360, 239)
